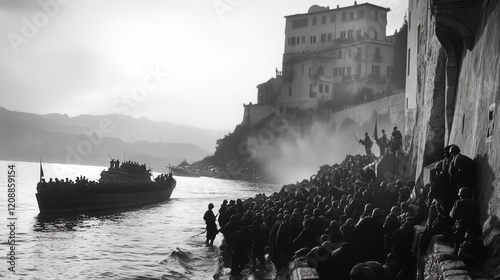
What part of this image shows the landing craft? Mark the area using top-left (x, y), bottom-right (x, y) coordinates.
top-left (36, 159), bottom-right (176, 214)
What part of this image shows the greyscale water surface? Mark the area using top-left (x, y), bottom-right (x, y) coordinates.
top-left (0, 161), bottom-right (282, 280)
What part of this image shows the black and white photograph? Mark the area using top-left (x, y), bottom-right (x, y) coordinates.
top-left (0, 0), bottom-right (499, 279)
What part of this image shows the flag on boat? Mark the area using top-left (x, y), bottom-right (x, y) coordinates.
top-left (39, 158), bottom-right (44, 181)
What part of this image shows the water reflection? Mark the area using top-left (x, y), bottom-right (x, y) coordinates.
top-left (34, 212), bottom-right (122, 232)
top-left (33, 202), bottom-right (168, 232)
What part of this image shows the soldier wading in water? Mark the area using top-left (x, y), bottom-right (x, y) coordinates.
top-left (203, 203), bottom-right (219, 246)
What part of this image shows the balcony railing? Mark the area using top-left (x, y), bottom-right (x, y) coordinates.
top-left (342, 75), bottom-right (354, 81)
top-left (368, 74), bottom-right (387, 82)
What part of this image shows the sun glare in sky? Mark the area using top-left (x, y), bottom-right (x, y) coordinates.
top-left (0, 0), bottom-right (407, 131)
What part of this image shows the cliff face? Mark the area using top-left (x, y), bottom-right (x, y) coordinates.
top-left (408, 0), bottom-right (500, 275)
top-left (407, 4), bottom-right (447, 181)
top-left (448, 3), bottom-right (500, 275)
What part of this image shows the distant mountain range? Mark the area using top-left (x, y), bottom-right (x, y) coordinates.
top-left (0, 107), bottom-right (219, 171)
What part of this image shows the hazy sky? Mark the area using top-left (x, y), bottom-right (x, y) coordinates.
top-left (0, 0), bottom-right (407, 131)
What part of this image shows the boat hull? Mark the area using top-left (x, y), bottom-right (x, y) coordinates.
top-left (36, 182), bottom-right (176, 214)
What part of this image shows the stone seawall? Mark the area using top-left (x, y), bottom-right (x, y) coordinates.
top-left (330, 93), bottom-right (405, 132)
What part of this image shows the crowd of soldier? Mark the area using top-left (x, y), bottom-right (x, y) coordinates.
top-left (109, 159), bottom-right (148, 173)
top-left (203, 145), bottom-right (482, 279)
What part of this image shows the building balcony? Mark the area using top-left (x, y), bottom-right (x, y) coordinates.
top-left (341, 75), bottom-right (360, 82)
top-left (316, 38), bottom-right (359, 52)
top-left (318, 75), bottom-right (334, 83)
top-left (373, 55), bottom-right (383, 62)
top-left (368, 74), bottom-right (387, 82)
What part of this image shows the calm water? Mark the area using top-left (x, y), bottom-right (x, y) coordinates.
top-left (0, 161), bottom-right (282, 280)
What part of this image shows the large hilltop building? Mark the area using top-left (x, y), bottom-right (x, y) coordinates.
top-left (242, 2), bottom-right (402, 126)
top-left (280, 3), bottom-right (395, 114)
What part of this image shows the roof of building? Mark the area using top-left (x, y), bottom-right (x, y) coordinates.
top-left (285, 2), bottom-right (390, 19)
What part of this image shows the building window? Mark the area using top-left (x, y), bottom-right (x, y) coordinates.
top-left (375, 47), bottom-right (381, 57)
top-left (343, 67), bottom-right (351, 76)
top-left (387, 66), bottom-right (392, 77)
top-left (417, 24), bottom-right (421, 52)
top-left (302, 36), bottom-right (306, 43)
top-left (330, 13), bottom-right (336, 23)
top-left (350, 12), bottom-right (354, 20)
top-left (317, 66), bottom-right (324, 76)
top-left (337, 50), bottom-right (342, 59)
top-left (348, 49), bottom-right (352, 57)
top-left (309, 84), bottom-right (316, 98)
top-left (342, 12), bottom-right (347, 21)
top-left (409, 11), bottom-right (411, 30)
top-left (321, 34), bottom-right (327, 43)
top-left (322, 16), bottom-right (326, 24)
top-left (340, 31), bottom-right (346, 39)
top-left (292, 18), bottom-right (308, 29)
top-left (328, 33), bottom-right (333, 42)
top-left (319, 84), bottom-right (324, 93)
top-left (358, 9), bottom-right (365, 19)
top-left (348, 30), bottom-right (353, 39)
top-left (372, 65), bottom-right (380, 76)
top-left (289, 87), bottom-right (292, 97)
top-left (356, 63), bottom-right (362, 76)
top-left (373, 30), bottom-right (378, 40)
top-left (312, 17), bottom-right (317, 25)
top-left (407, 48), bottom-right (411, 76)
top-left (291, 37), bottom-right (296, 46)
top-left (288, 37), bottom-right (291, 45)
top-left (375, 11), bottom-right (378, 20)
top-left (310, 35), bottom-right (316, 44)
top-left (333, 67), bottom-right (339, 77)
top-left (325, 84), bottom-right (330, 93)
top-left (356, 29), bottom-right (362, 39)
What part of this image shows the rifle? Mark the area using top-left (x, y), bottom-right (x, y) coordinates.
top-left (353, 133), bottom-right (360, 144)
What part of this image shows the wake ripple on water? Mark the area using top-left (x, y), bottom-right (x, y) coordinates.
top-left (160, 247), bottom-right (211, 280)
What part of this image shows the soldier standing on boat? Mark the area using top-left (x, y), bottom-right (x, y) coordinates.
top-left (203, 203), bottom-right (218, 246)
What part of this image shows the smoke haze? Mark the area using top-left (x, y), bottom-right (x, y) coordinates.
top-left (248, 110), bottom-right (398, 184)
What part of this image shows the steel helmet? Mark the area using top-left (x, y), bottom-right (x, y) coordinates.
top-left (458, 187), bottom-right (472, 198)
top-left (372, 208), bottom-right (383, 217)
top-left (364, 203), bottom-right (374, 212)
top-left (390, 206), bottom-right (401, 215)
top-left (450, 145), bottom-right (461, 153)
